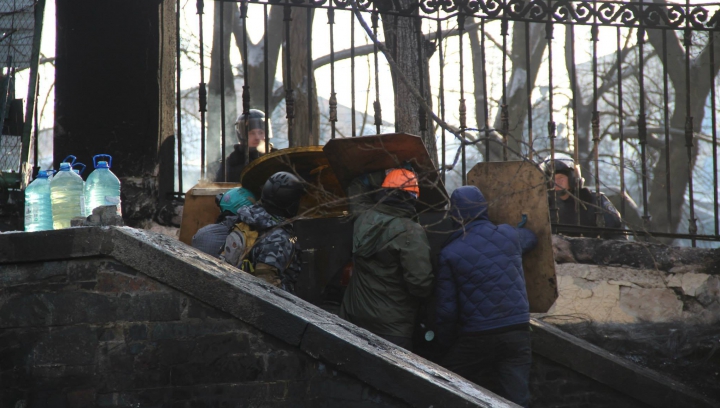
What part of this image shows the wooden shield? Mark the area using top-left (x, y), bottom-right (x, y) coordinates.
top-left (240, 146), bottom-right (347, 217)
top-left (323, 133), bottom-right (448, 211)
top-left (467, 161), bottom-right (558, 313)
top-left (178, 182), bottom-right (243, 245)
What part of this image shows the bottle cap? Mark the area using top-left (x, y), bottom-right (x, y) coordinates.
top-left (59, 163), bottom-right (71, 171)
top-left (97, 161), bottom-right (109, 169)
top-left (37, 170), bottom-right (48, 178)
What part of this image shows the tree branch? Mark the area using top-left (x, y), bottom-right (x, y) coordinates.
top-left (312, 20), bottom-right (481, 70)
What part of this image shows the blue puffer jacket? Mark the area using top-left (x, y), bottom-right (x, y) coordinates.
top-left (435, 186), bottom-right (537, 344)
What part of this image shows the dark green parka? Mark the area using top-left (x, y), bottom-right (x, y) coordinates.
top-left (340, 174), bottom-right (434, 338)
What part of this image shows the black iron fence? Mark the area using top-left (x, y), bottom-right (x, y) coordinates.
top-left (176, 0), bottom-right (720, 246)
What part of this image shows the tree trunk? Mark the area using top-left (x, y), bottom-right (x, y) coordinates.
top-left (233, 5), bottom-right (285, 113)
top-left (646, 28), bottom-right (720, 236)
top-left (380, 0), bottom-right (437, 166)
top-left (563, 27), bottom-right (592, 175)
top-left (470, 21), bottom-right (547, 161)
top-left (207, 2), bottom-right (237, 170)
top-left (282, 5), bottom-right (319, 147)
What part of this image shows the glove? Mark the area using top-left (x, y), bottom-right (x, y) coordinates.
top-left (517, 214), bottom-right (528, 228)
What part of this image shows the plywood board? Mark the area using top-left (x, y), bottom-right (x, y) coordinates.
top-left (178, 182), bottom-right (243, 245)
top-left (323, 133), bottom-right (448, 211)
top-left (467, 161), bottom-right (557, 313)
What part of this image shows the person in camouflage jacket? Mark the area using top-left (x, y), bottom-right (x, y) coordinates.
top-left (234, 202), bottom-right (301, 292)
top-left (222, 171), bottom-right (305, 293)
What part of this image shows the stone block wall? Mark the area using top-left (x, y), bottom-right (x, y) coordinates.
top-left (530, 355), bottom-right (652, 408)
top-left (0, 227), bottom-right (509, 408)
top-left (547, 236), bottom-right (720, 324)
top-left (0, 257), bottom-right (408, 407)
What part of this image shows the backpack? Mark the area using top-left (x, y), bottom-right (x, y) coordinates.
top-left (221, 222), bottom-right (260, 272)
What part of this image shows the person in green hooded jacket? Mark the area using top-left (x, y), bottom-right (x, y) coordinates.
top-left (340, 168), bottom-right (434, 351)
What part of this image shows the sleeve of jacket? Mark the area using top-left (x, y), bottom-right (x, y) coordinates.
top-left (516, 227), bottom-right (538, 254)
top-left (397, 224), bottom-right (434, 299)
top-left (434, 253), bottom-right (458, 346)
top-left (599, 193), bottom-right (623, 229)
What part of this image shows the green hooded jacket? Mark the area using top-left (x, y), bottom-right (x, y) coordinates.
top-left (340, 176), bottom-right (433, 339)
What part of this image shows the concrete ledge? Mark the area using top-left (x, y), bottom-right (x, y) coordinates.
top-left (0, 227), bottom-right (112, 263)
top-left (301, 321), bottom-right (508, 408)
top-left (531, 318), bottom-right (719, 408)
top-left (1, 227), bottom-right (512, 408)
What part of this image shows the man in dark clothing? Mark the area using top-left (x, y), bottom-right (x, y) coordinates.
top-left (436, 185), bottom-right (537, 407)
top-left (211, 109), bottom-right (276, 182)
top-left (222, 171), bottom-right (305, 292)
top-left (541, 154), bottom-right (623, 238)
top-left (340, 168), bottom-right (434, 350)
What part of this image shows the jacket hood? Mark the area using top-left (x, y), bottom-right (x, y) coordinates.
top-left (450, 186), bottom-right (489, 225)
top-left (353, 193), bottom-right (416, 259)
top-left (236, 203), bottom-right (282, 231)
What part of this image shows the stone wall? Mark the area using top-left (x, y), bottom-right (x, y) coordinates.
top-left (0, 257), bottom-right (409, 407)
top-left (531, 355), bottom-right (652, 408)
top-left (547, 236), bottom-right (720, 324)
top-left (543, 235), bottom-right (720, 402)
top-left (0, 227), bottom-right (510, 408)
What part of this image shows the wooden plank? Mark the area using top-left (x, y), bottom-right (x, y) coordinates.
top-left (323, 133), bottom-right (448, 211)
top-left (467, 161), bottom-right (557, 313)
top-left (178, 182), bottom-right (242, 245)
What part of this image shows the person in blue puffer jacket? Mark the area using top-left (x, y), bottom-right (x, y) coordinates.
top-left (435, 185), bottom-right (537, 408)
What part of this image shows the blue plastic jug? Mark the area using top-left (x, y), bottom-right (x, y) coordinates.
top-left (85, 154), bottom-right (122, 216)
top-left (24, 170), bottom-right (53, 231)
top-left (51, 162), bottom-right (85, 229)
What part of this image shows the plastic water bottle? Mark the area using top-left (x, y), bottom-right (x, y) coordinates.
top-left (51, 162), bottom-right (85, 229)
top-left (84, 154), bottom-right (122, 217)
top-left (72, 162), bottom-right (86, 177)
top-left (24, 170), bottom-right (53, 231)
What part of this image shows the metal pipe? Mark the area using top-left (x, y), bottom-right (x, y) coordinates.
top-left (458, 11), bottom-right (466, 185)
top-left (176, 0), bottom-right (183, 192)
top-left (617, 27), bottom-right (625, 220)
top-left (264, 4), bottom-right (270, 149)
top-left (637, 7), bottom-right (650, 230)
top-left (197, 0), bottom-right (207, 179)
top-left (525, 21), bottom-right (533, 161)
top-left (438, 15), bottom-right (446, 182)
top-left (329, 6), bottom-right (337, 139)
top-left (684, 0), bottom-right (696, 246)
top-left (662, 29), bottom-right (672, 228)
top-left (220, 2), bottom-right (227, 181)
top-left (591, 17), bottom-right (602, 228)
top-left (372, 9), bottom-right (382, 134)
top-left (241, 1), bottom-right (250, 169)
top-left (569, 24), bottom-right (580, 225)
top-left (351, 13), bottom-right (356, 137)
top-left (284, 1), bottom-right (295, 145)
top-left (501, 18), bottom-right (508, 161)
top-left (711, 32), bottom-right (718, 236)
top-left (481, 18), bottom-right (489, 162)
top-left (307, 7), bottom-right (313, 142)
top-left (547, 13), bottom-right (558, 224)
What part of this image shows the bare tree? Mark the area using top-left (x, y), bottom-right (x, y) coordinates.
top-left (378, 0), bottom-right (437, 164)
top-left (284, 4), bottom-right (320, 147)
top-left (207, 2), bottom-right (237, 168)
top-left (645, 25), bottom-right (720, 235)
top-left (470, 20), bottom-right (548, 161)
